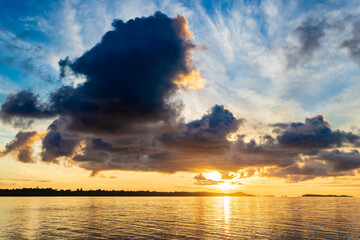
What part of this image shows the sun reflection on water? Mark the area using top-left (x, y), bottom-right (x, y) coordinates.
top-left (222, 197), bottom-right (231, 237)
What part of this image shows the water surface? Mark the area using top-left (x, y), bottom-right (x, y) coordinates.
top-left (0, 197), bottom-right (359, 239)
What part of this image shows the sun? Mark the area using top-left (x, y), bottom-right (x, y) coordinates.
top-left (202, 171), bottom-right (241, 192)
top-left (203, 171), bottom-right (222, 181)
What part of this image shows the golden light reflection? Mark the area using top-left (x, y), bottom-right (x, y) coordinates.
top-left (175, 70), bottom-right (205, 90)
top-left (172, 14), bottom-right (193, 40)
top-left (223, 196), bottom-right (230, 223)
top-left (222, 196), bottom-right (231, 236)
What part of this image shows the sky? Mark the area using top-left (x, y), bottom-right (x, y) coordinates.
top-left (1, 0), bottom-right (360, 196)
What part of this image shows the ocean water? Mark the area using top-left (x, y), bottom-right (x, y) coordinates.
top-left (0, 196), bottom-right (359, 239)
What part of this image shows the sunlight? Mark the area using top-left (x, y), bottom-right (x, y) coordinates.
top-left (175, 70), bottom-right (205, 90)
top-left (223, 196), bottom-right (231, 223)
top-left (214, 182), bottom-right (239, 192)
top-left (203, 171), bottom-right (222, 181)
top-left (201, 170), bottom-right (244, 191)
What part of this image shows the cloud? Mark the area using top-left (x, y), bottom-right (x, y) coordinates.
top-left (276, 114), bottom-right (359, 149)
top-left (341, 20), bottom-right (360, 65)
top-left (286, 17), bottom-right (327, 68)
top-left (187, 105), bottom-right (241, 137)
top-left (193, 173), bottom-right (224, 185)
top-left (54, 11), bottom-right (202, 135)
top-left (2, 11), bottom-right (360, 183)
top-left (41, 124), bottom-right (80, 163)
top-left (69, 104), bottom-right (242, 175)
top-left (0, 130), bottom-right (43, 163)
top-left (1, 11), bottom-right (201, 134)
top-left (317, 149), bottom-right (360, 172)
top-left (0, 178), bottom-right (50, 182)
top-left (0, 12), bottom-right (204, 164)
top-left (263, 149), bottom-right (360, 183)
top-left (193, 172), bottom-right (244, 185)
top-left (68, 108), bottom-right (360, 182)
top-left (0, 90), bottom-right (54, 127)
top-left (235, 115), bottom-right (360, 182)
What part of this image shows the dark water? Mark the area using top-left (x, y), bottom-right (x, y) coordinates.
top-left (0, 196), bottom-right (359, 239)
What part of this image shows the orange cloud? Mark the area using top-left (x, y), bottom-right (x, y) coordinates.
top-left (175, 70), bottom-right (205, 90)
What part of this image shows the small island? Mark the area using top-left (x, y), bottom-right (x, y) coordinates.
top-left (0, 188), bottom-right (254, 197)
top-left (302, 194), bottom-right (352, 197)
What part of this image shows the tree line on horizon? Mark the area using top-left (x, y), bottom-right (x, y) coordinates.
top-left (0, 188), bottom-right (254, 197)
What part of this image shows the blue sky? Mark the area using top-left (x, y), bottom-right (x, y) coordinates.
top-left (2, 0), bottom-right (360, 193)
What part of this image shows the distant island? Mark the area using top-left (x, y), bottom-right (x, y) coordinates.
top-left (0, 188), bottom-right (254, 197)
top-left (302, 194), bottom-right (352, 197)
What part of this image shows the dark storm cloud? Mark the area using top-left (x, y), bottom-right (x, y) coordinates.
top-left (40, 117), bottom-right (80, 163)
top-left (341, 21), bottom-right (360, 65)
top-left (317, 149), bottom-right (360, 172)
top-left (0, 11), bottom-right (204, 169)
top-left (52, 11), bottom-right (196, 134)
top-left (1, 11), bottom-right (204, 167)
top-left (154, 105), bottom-right (243, 172)
top-left (255, 116), bottom-right (360, 182)
top-left (0, 130), bottom-right (39, 163)
top-left (276, 114), bottom-right (359, 149)
top-left (86, 138), bottom-right (112, 151)
top-left (161, 105), bottom-right (242, 151)
top-left (263, 149), bottom-right (360, 183)
top-left (1, 11), bottom-right (197, 134)
top-left (69, 105), bottom-right (243, 175)
top-left (286, 18), bottom-right (327, 68)
top-left (41, 131), bottom-right (79, 163)
top-left (0, 90), bottom-right (54, 127)
top-left (264, 163), bottom-right (340, 183)
top-left (187, 105), bottom-right (241, 137)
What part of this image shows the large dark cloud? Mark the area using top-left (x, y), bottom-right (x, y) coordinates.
top-left (1, 11), bottom-right (197, 134)
top-left (69, 105), bottom-right (242, 174)
top-left (52, 11), bottom-right (196, 134)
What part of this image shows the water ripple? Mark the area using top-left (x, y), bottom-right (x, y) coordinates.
top-left (1, 197), bottom-right (360, 239)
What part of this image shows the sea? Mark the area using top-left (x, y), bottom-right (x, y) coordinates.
top-left (0, 196), bottom-right (359, 239)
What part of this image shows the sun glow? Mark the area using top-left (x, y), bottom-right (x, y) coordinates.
top-left (175, 70), bottom-right (205, 90)
top-left (203, 171), bottom-right (222, 181)
top-left (202, 171), bottom-right (243, 192)
top-left (214, 182), bottom-right (239, 192)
